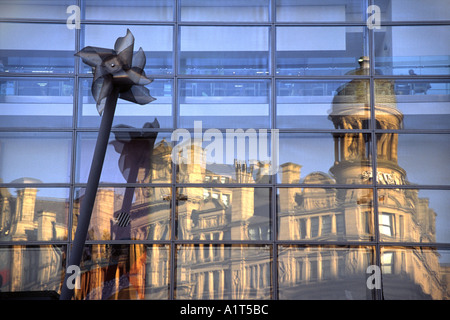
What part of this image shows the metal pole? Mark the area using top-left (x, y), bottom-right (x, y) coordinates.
top-left (60, 88), bottom-right (119, 300)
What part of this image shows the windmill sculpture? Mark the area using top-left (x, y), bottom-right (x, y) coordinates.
top-left (60, 29), bottom-right (156, 300)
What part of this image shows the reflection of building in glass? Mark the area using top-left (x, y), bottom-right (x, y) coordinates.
top-left (73, 138), bottom-right (173, 242)
top-left (0, 245), bottom-right (64, 296)
top-left (0, 179), bottom-right (67, 294)
top-left (278, 65), bottom-right (448, 299)
top-left (69, 65), bottom-right (447, 299)
top-left (73, 244), bottom-right (169, 300)
top-left (0, 179), bottom-right (67, 242)
top-left (0, 68), bottom-right (448, 300)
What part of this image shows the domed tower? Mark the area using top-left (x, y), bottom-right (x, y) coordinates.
top-left (328, 57), bottom-right (406, 186)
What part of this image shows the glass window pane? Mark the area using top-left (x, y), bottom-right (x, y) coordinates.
top-left (73, 187), bottom-right (171, 241)
top-left (376, 79), bottom-right (450, 130)
top-left (0, 0), bottom-right (76, 19)
top-left (278, 246), bottom-right (375, 299)
top-left (380, 247), bottom-right (450, 300)
top-left (0, 187), bottom-right (69, 242)
top-left (0, 77), bottom-right (73, 128)
top-left (180, 0), bottom-right (269, 22)
top-left (379, 213), bottom-right (393, 236)
top-left (78, 78), bottom-right (173, 128)
top-left (82, 25), bottom-right (173, 76)
top-left (375, 26), bottom-right (450, 76)
top-left (372, 134), bottom-right (449, 186)
top-left (376, 0), bottom-right (450, 21)
top-left (72, 187), bottom-right (171, 240)
top-left (0, 23), bottom-right (75, 74)
top-left (278, 188), bottom-right (374, 241)
top-left (179, 26), bottom-right (269, 76)
top-left (176, 188), bottom-right (271, 241)
top-left (276, 27), bottom-right (367, 76)
top-left (85, 0), bottom-right (174, 21)
top-left (278, 133), bottom-right (373, 185)
top-left (0, 132), bottom-right (72, 184)
top-left (378, 189), bottom-right (450, 244)
top-left (176, 244), bottom-right (272, 299)
top-left (75, 244), bottom-right (170, 300)
top-left (395, 134), bottom-right (450, 186)
top-left (276, 0), bottom-right (366, 22)
top-left (0, 245), bottom-right (65, 295)
top-left (277, 80), bottom-right (371, 129)
top-left (76, 131), bottom-right (172, 184)
top-left (178, 79), bottom-right (270, 129)
top-left (175, 130), bottom-right (277, 184)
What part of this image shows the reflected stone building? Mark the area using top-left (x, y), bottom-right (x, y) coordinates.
top-left (0, 178), bottom-right (68, 242)
top-left (278, 63), bottom-right (447, 300)
top-left (0, 178), bottom-right (67, 294)
top-left (69, 67), bottom-right (446, 299)
top-left (0, 68), bottom-right (448, 299)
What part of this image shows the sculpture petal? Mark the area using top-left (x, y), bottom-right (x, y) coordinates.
top-left (132, 47), bottom-right (146, 70)
top-left (96, 99), bottom-right (107, 116)
top-left (92, 75), bottom-right (113, 115)
top-left (93, 65), bottom-right (108, 83)
top-left (75, 46), bottom-right (115, 67)
top-left (119, 85), bottom-right (156, 105)
top-left (125, 67), bottom-right (152, 86)
top-left (114, 29), bottom-right (134, 68)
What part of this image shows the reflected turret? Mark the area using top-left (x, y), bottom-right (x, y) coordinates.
top-left (329, 57), bottom-right (406, 185)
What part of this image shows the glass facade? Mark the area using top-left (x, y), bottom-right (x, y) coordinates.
top-left (0, 0), bottom-right (449, 301)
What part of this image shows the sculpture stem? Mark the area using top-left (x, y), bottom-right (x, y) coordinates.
top-left (60, 89), bottom-right (119, 300)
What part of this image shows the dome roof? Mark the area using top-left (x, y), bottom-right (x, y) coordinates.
top-left (10, 177), bottom-right (43, 184)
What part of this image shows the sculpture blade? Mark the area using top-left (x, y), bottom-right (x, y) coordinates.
top-left (119, 85), bottom-right (156, 105)
top-left (132, 47), bottom-right (146, 70)
top-left (93, 65), bottom-right (108, 83)
top-left (126, 67), bottom-right (152, 86)
top-left (92, 75), bottom-right (113, 115)
top-left (114, 29), bottom-right (134, 68)
top-left (75, 46), bottom-right (115, 67)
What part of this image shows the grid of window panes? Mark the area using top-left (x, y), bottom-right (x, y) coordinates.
top-left (0, 0), bottom-right (449, 300)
